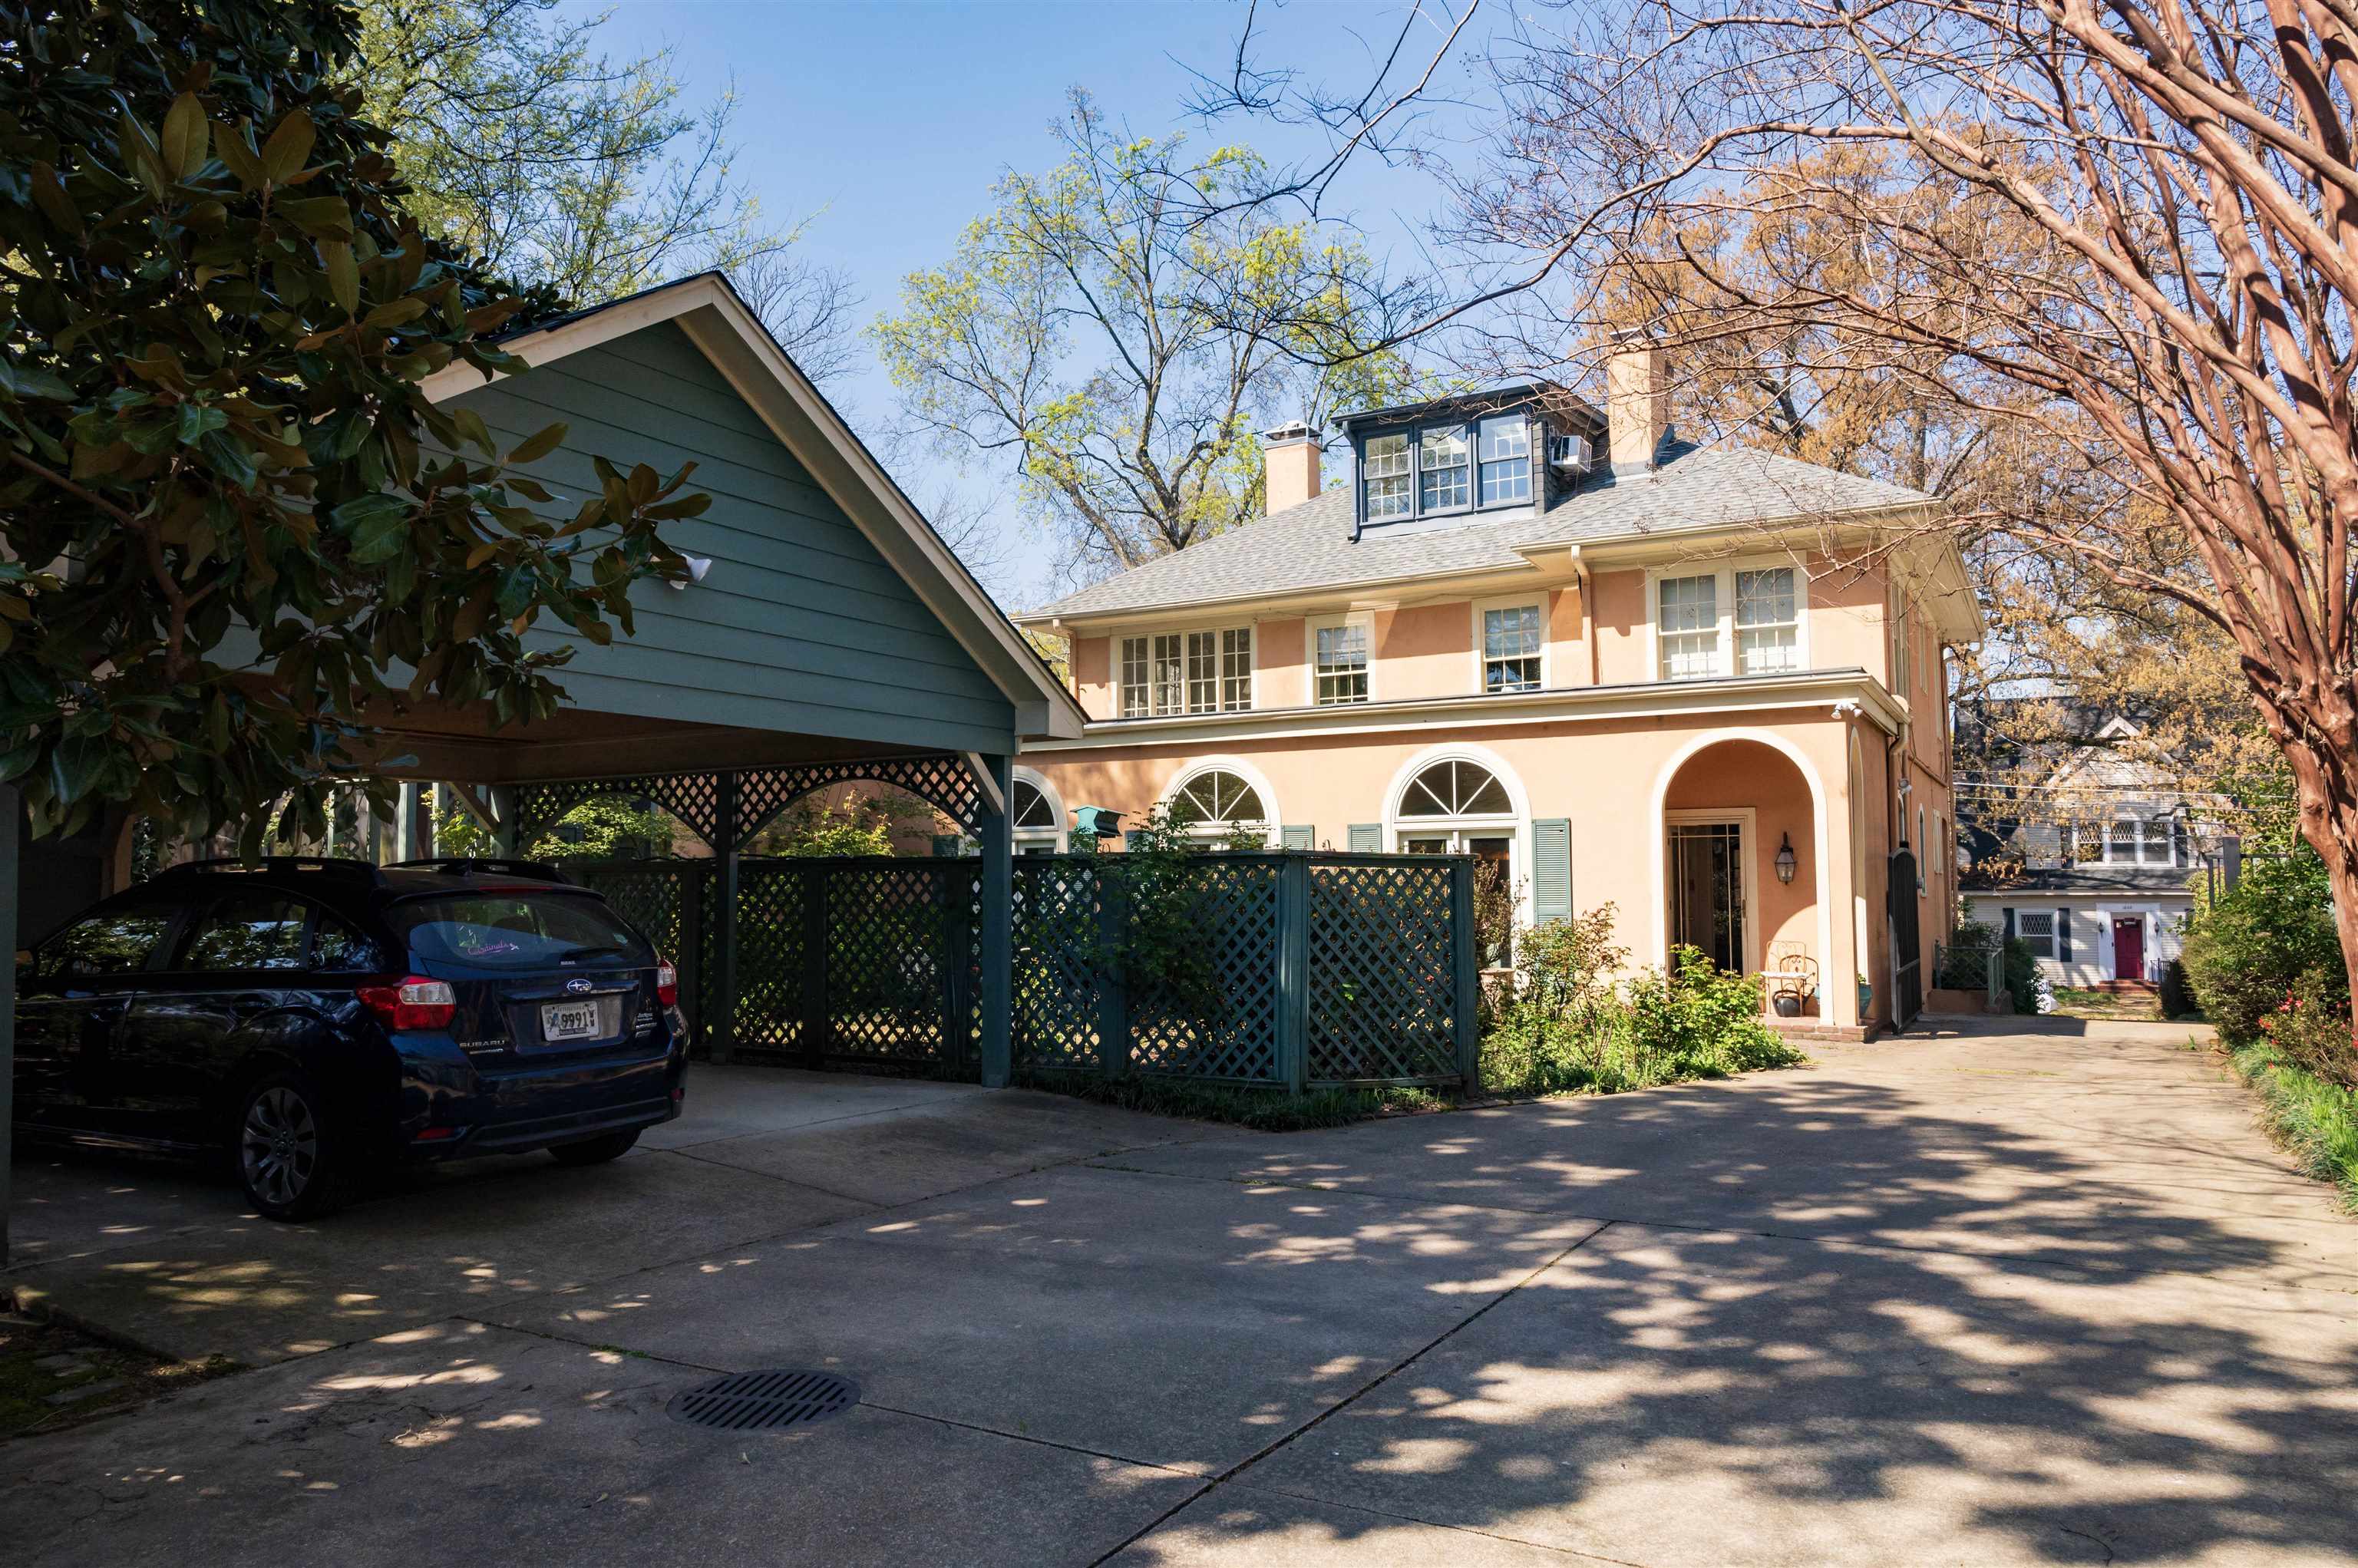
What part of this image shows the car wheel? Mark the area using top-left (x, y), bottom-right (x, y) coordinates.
top-left (547, 1127), bottom-right (641, 1167)
top-left (236, 1073), bottom-right (348, 1221)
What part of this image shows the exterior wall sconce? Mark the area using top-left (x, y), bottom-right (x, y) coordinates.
top-left (1775, 832), bottom-right (1798, 884)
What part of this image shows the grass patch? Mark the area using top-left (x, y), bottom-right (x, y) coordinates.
top-left (2049, 986), bottom-right (2173, 1023)
top-left (1012, 1070), bottom-right (1451, 1132)
top-left (0, 1299), bottom-right (239, 1438)
top-left (2221, 1041), bottom-right (2358, 1213)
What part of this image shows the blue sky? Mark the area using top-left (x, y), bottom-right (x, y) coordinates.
top-left (551, 0), bottom-right (1479, 605)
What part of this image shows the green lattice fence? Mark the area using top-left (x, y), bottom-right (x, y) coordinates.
top-left (1012, 852), bottom-right (1476, 1091)
top-left (571, 850), bottom-right (1468, 1090)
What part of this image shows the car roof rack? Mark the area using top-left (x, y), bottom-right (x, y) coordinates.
top-left (386, 857), bottom-right (576, 885)
top-left (158, 856), bottom-right (385, 882)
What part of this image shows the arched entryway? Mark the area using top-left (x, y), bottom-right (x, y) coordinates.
top-left (1651, 734), bottom-right (1829, 1013)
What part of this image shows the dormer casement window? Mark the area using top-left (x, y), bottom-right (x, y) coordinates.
top-left (2061, 817), bottom-right (2185, 867)
top-left (1346, 392), bottom-right (1567, 533)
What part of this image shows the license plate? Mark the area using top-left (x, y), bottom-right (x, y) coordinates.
top-left (540, 1001), bottom-right (604, 1042)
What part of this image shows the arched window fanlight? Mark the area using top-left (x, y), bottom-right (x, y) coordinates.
top-left (1171, 768), bottom-right (1268, 828)
top-left (1398, 759), bottom-right (1513, 818)
top-left (1012, 780), bottom-right (1059, 830)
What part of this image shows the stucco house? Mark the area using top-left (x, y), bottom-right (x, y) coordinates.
top-left (1956, 711), bottom-right (2210, 990)
top-left (1010, 345), bottom-right (1980, 1036)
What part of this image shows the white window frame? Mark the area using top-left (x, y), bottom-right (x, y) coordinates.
top-left (1475, 414), bottom-right (1532, 507)
top-left (1471, 595), bottom-right (1548, 695)
top-left (1646, 556), bottom-right (1812, 683)
top-left (1010, 767), bottom-right (1067, 854)
top-left (2016, 908), bottom-right (2056, 959)
top-left (1382, 744), bottom-right (1534, 930)
top-left (1306, 611), bottom-right (1374, 706)
top-left (1160, 758), bottom-right (1283, 848)
top-left (1111, 620), bottom-right (1257, 718)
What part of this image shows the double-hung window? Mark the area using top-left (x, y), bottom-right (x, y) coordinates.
top-left (1418, 427), bottom-right (1471, 511)
top-left (1657, 574), bottom-right (1722, 679)
top-left (1477, 416), bottom-right (1531, 504)
top-left (1117, 627), bottom-right (1253, 716)
top-left (1362, 433), bottom-right (1412, 521)
top-left (2017, 909), bottom-right (2056, 959)
top-left (1481, 602), bottom-right (1543, 693)
top-left (1313, 617), bottom-right (1370, 705)
top-left (1735, 567), bottom-right (1801, 674)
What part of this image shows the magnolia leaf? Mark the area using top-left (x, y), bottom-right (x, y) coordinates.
top-left (332, 491), bottom-right (412, 563)
top-left (212, 120), bottom-right (266, 190)
top-left (161, 91), bottom-right (206, 179)
top-left (322, 241), bottom-right (359, 316)
top-left (506, 422), bottom-right (567, 466)
top-left (279, 196), bottom-right (353, 239)
top-left (362, 295), bottom-right (428, 331)
top-left (259, 107), bottom-right (314, 185)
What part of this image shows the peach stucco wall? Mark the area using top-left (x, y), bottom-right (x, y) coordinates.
top-left (1024, 710), bottom-right (1879, 1027)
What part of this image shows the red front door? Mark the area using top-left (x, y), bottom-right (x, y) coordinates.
top-left (2112, 917), bottom-right (2145, 982)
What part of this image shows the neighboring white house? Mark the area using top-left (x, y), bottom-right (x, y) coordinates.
top-left (1957, 714), bottom-right (2211, 989)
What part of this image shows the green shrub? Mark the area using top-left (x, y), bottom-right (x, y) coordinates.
top-left (2224, 1041), bottom-right (2358, 1211)
top-left (2181, 847), bottom-right (2344, 1045)
top-left (2255, 970), bottom-right (2358, 1089)
top-left (1934, 920), bottom-right (2040, 1012)
top-left (2158, 958), bottom-right (2198, 1019)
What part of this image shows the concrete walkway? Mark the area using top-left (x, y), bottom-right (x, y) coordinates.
top-left (5, 1022), bottom-right (2354, 1566)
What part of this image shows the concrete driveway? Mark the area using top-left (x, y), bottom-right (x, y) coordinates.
top-left (5, 1019), bottom-right (2355, 1566)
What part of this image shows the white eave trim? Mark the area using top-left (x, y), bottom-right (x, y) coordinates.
top-left (1022, 668), bottom-right (1904, 752)
top-left (419, 273), bottom-right (1085, 742)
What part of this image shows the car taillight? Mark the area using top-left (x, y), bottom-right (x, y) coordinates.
top-left (357, 975), bottom-right (458, 1031)
top-left (655, 959), bottom-right (679, 1008)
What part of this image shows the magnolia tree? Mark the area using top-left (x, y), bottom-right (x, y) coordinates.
top-left (0, 0), bottom-right (702, 853)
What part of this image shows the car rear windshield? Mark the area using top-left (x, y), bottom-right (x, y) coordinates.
top-left (391, 891), bottom-right (652, 972)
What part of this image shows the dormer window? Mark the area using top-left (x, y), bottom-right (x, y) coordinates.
top-left (1362, 434), bottom-right (1412, 521)
top-left (1418, 427), bottom-right (1471, 510)
top-left (1478, 416), bottom-right (1531, 503)
top-left (1344, 391), bottom-right (1562, 532)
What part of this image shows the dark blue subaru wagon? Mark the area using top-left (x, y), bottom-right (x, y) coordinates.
top-left (10, 857), bottom-right (688, 1220)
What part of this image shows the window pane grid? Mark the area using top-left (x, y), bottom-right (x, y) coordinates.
top-left (2018, 909), bottom-right (2056, 958)
top-left (1483, 604), bottom-right (1543, 693)
top-left (1316, 622), bottom-right (1369, 705)
top-left (1185, 631), bottom-right (1217, 714)
top-left (1363, 433), bottom-right (1411, 520)
top-left (1220, 627), bottom-right (1251, 711)
top-left (1119, 637), bottom-right (1148, 717)
top-left (1658, 574), bottom-right (1719, 679)
top-left (1478, 417), bottom-right (1531, 504)
top-left (1418, 427), bottom-right (1470, 510)
top-left (1735, 567), bottom-right (1800, 675)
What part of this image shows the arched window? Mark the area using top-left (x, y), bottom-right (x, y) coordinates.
top-left (1397, 759), bottom-right (1513, 818)
top-left (1011, 775), bottom-right (1065, 854)
top-left (1165, 766), bottom-right (1274, 844)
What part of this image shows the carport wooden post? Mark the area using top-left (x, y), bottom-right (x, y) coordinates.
top-left (1, 783), bottom-right (17, 1265)
top-left (978, 752), bottom-right (1013, 1088)
top-left (710, 772), bottom-right (740, 1066)
top-left (1451, 857), bottom-right (1481, 1091)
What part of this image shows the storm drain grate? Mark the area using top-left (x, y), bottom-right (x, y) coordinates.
top-left (665, 1369), bottom-right (859, 1432)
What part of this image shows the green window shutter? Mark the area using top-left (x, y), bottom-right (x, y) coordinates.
top-left (1348, 823), bottom-right (1382, 853)
top-left (931, 835), bottom-right (962, 858)
top-left (1532, 818), bottom-right (1572, 919)
top-left (1282, 824), bottom-right (1313, 850)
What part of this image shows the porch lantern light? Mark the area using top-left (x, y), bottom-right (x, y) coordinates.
top-left (1775, 832), bottom-right (1798, 884)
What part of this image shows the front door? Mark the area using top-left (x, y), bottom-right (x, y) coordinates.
top-left (1669, 820), bottom-right (1745, 972)
top-left (2113, 917), bottom-right (2146, 982)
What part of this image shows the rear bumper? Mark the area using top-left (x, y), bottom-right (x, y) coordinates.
top-left (397, 1050), bottom-right (686, 1160)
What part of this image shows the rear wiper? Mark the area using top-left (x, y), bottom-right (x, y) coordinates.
top-left (556, 945), bottom-right (629, 964)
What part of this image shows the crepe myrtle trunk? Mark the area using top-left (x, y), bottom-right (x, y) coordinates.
top-left (2278, 715), bottom-right (2358, 1048)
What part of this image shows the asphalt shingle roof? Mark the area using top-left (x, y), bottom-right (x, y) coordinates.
top-left (1022, 439), bottom-right (1935, 621)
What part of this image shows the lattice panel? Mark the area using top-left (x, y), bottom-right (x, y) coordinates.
top-left (1129, 860), bottom-right (1283, 1084)
top-left (1011, 858), bottom-right (1102, 1069)
top-left (576, 863), bottom-right (692, 962)
top-left (732, 862), bottom-right (811, 1055)
top-left (517, 774), bottom-right (721, 848)
top-left (823, 862), bottom-right (962, 1066)
top-left (736, 754), bottom-right (988, 845)
top-left (1306, 862), bottom-right (1461, 1083)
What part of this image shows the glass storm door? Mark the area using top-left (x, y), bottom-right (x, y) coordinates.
top-left (1669, 820), bottom-right (1745, 972)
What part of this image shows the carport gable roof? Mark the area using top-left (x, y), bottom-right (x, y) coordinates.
top-left (420, 272), bottom-right (1083, 745)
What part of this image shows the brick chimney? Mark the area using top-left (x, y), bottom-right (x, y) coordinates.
top-left (1607, 338), bottom-right (1668, 476)
top-left (1263, 421), bottom-right (1321, 516)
